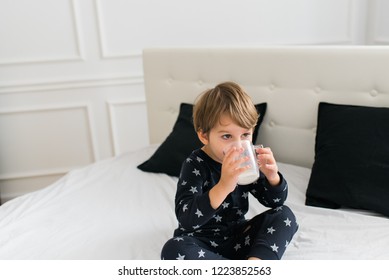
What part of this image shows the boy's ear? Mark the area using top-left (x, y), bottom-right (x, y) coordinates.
top-left (197, 130), bottom-right (209, 145)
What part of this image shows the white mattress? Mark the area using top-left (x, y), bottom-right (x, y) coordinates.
top-left (0, 145), bottom-right (388, 260)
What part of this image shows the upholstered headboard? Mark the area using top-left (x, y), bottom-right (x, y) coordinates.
top-left (142, 47), bottom-right (389, 168)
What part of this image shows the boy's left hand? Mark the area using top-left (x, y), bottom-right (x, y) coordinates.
top-left (255, 146), bottom-right (280, 186)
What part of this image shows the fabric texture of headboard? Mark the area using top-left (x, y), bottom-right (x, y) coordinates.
top-left (142, 46), bottom-right (389, 168)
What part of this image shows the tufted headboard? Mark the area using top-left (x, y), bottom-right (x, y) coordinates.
top-left (142, 47), bottom-right (389, 168)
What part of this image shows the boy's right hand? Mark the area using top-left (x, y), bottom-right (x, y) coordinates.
top-left (219, 146), bottom-right (249, 193)
top-left (209, 146), bottom-right (250, 210)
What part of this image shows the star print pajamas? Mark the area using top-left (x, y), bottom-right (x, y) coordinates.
top-left (161, 149), bottom-right (298, 260)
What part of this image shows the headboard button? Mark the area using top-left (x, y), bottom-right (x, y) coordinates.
top-left (168, 107), bottom-right (177, 114)
top-left (370, 89), bottom-right (378, 97)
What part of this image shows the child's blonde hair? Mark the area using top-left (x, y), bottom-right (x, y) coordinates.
top-left (193, 81), bottom-right (259, 134)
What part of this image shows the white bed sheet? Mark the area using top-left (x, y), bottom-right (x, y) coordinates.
top-left (0, 145), bottom-right (388, 260)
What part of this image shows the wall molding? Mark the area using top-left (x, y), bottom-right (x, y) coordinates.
top-left (365, 0), bottom-right (389, 45)
top-left (315, 0), bottom-right (354, 45)
top-left (0, 0), bottom-right (85, 66)
top-left (0, 103), bottom-right (98, 180)
top-left (0, 73), bottom-right (143, 94)
top-left (93, 0), bottom-right (358, 58)
top-left (94, 0), bottom-right (142, 59)
top-left (372, 38), bottom-right (389, 44)
top-left (106, 98), bottom-right (146, 156)
top-left (0, 168), bottom-right (70, 181)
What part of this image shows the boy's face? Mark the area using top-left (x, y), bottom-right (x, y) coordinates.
top-left (197, 113), bottom-right (253, 164)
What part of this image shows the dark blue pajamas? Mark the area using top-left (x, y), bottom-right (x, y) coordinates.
top-left (161, 149), bottom-right (298, 260)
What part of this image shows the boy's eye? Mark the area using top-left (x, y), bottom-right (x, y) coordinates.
top-left (222, 134), bottom-right (232, 140)
top-left (242, 133), bottom-right (251, 139)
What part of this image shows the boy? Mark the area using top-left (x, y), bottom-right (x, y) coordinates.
top-left (161, 81), bottom-right (297, 260)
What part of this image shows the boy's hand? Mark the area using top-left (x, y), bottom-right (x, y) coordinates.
top-left (209, 147), bottom-right (250, 209)
top-left (256, 146), bottom-right (280, 186)
top-left (219, 147), bottom-right (249, 193)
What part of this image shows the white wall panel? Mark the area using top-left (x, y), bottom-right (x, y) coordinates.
top-left (107, 99), bottom-right (149, 155)
top-left (0, 0), bottom-right (83, 65)
top-left (0, 174), bottom-right (64, 203)
top-left (96, 0), bottom-right (357, 59)
top-left (368, 0), bottom-right (389, 44)
top-left (0, 105), bottom-right (96, 181)
top-left (0, 80), bottom-right (145, 203)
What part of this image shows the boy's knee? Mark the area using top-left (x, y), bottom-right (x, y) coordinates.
top-left (280, 205), bottom-right (295, 219)
top-left (161, 236), bottom-right (199, 260)
top-left (278, 205), bottom-right (298, 233)
top-left (161, 238), bottom-right (179, 260)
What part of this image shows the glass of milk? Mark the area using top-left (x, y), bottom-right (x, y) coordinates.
top-left (225, 140), bottom-right (263, 185)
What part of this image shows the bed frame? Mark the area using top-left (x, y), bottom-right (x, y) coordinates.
top-left (143, 46), bottom-right (389, 168)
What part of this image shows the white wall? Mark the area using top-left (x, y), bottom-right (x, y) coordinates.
top-left (0, 0), bottom-right (387, 203)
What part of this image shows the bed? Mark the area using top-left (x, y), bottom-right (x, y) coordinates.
top-left (0, 46), bottom-right (388, 260)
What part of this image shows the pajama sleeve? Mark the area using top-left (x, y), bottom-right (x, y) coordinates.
top-left (174, 156), bottom-right (217, 230)
top-left (250, 172), bottom-right (288, 208)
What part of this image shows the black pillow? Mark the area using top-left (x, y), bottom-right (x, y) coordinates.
top-left (306, 102), bottom-right (389, 217)
top-left (137, 102), bottom-right (267, 177)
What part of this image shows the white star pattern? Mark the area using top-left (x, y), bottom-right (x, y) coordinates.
top-left (273, 198), bottom-right (281, 203)
top-left (189, 186), bottom-right (198, 194)
top-left (242, 192), bottom-right (249, 199)
top-left (245, 236), bottom-right (250, 246)
top-left (198, 249), bottom-right (205, 258)
top-left (270, 243), bottom-right (279, 252)
top-left (210, 241), bottom-right (218, 248)
top-left (214, 215), bottom-right (222, 222)
top-left (222, 202), bottom-right (230, 209)
top-left (186, 158), bottom-right (192, 163)
top-left (192, 169), bottom-right (201, 176)
top-left (193, 225), bottom-right (200, 230)
top-left (176, 253), bottom-right (185, 260)
top-left (182, 204), bottom-right (188, 212)
top-left (195, 209), bottom-right (203, 218)
top-left (236, 209), bottom-right (243, 216)
top-left (234, 243), bottom-right (241, 251)
top-left (285, 240), bottom-right (289, 247)
top-left (267, 227), bottom-right (276, 234)
top-left (181, 180), bottom-right (187, 186)
top-left (284, 217), bottom-right (291, 227)
top-left (196, 157), bottom-right (203, 163)
top-left (274, 206), bottom-right (283, 211)
top-left (174, 237), bottom-right (184, 241)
